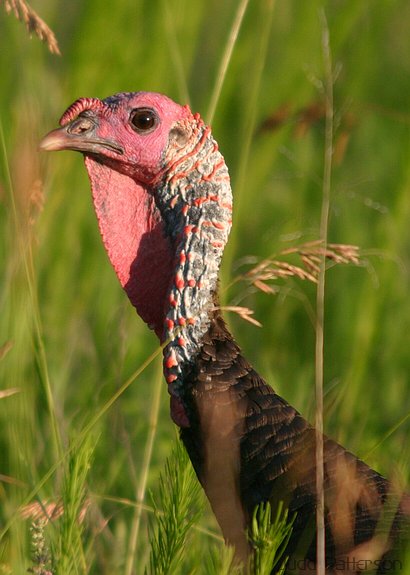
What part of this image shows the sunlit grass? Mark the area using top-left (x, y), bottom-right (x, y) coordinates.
top-left (1, 0), bottom-right (410, 573)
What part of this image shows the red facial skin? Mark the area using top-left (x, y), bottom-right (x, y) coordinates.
top-left (41, 92), bottom-right (193, 337)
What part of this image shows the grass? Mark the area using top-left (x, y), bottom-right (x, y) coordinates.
top-left (248, 502), bottom-right (294, 575)
top-left (314, 12), bottom-right (333, 573)
top-left (1, 0), bottom-right (410, 573)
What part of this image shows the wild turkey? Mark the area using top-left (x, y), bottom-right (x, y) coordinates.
top-left (41, 92), bottom-right (409, 573)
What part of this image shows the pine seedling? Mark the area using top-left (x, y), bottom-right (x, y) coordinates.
top-left (205, 543), bottom-right (244, 575)
top-left (145, 440), bottom-right (203, 575)
top-left (249, 501), bottom-right (294, 575)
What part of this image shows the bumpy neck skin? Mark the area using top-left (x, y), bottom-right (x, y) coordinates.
top-left (154, 114), bottom-right (233, 401)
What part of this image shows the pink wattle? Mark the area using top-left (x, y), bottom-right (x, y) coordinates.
top-left (84, 156), bottom-right (173, 337)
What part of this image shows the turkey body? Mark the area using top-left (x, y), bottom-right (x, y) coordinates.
top-left (40, 91), bottom-right (410, 574)
top-left (180, 310), bottom-right (410, 573)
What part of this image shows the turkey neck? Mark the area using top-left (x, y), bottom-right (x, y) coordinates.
top-left (154, 118), bottom-right (233, 407)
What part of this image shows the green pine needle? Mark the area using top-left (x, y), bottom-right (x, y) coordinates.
top-left (205, 543), bottom-right (243, 575)
top-left (145, 440), bottom-right (203, 575)
top-left (249, 501), bottom-right (295, 575)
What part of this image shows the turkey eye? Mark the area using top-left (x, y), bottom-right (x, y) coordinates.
top-left (130, 108), bottom-right (158, 133)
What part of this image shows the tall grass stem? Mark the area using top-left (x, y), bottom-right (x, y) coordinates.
top-left (0, 343), bottom-right (165, 543)
top-left (161, 0), bottom-right (190, 105)
top-left (315, 10), bottom-right (334, 575)
top-left (222, 0), bottom-right (275, 287)
top-left (125, 358), bottom-right (164, 575)
top-left (0, 119), bottom-right (63, 463)
top-left (206, 0), bottom-right (250, 125)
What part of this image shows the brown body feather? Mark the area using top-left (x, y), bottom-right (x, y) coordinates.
top-left (180, 309), bottom-right (410, 573)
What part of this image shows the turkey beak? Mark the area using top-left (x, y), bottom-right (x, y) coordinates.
top-left (40, 117), bottom-right (124, 156)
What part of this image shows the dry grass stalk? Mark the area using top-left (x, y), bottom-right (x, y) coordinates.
top-left (243, 241), bottom-right (360, 291)
top-left (0, 387), bottom-right (20, 399)
top-left (21, 499), bottom-right (90, 524)
top-left (224, 241), bottom-right (359, 326)
top-left (0, 341), bottom-right (13, 361)
top-left (217, 305), bottom-right (263, 327)
top-left (3, 0), bottom-right (60, 55)
top-left (0, 473), bottom-right (25, 487)
top-left (10, 110), bottom-right (46, 237)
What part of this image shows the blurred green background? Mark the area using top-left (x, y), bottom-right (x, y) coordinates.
top-left (1, 0), bottom-right (410, 573)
